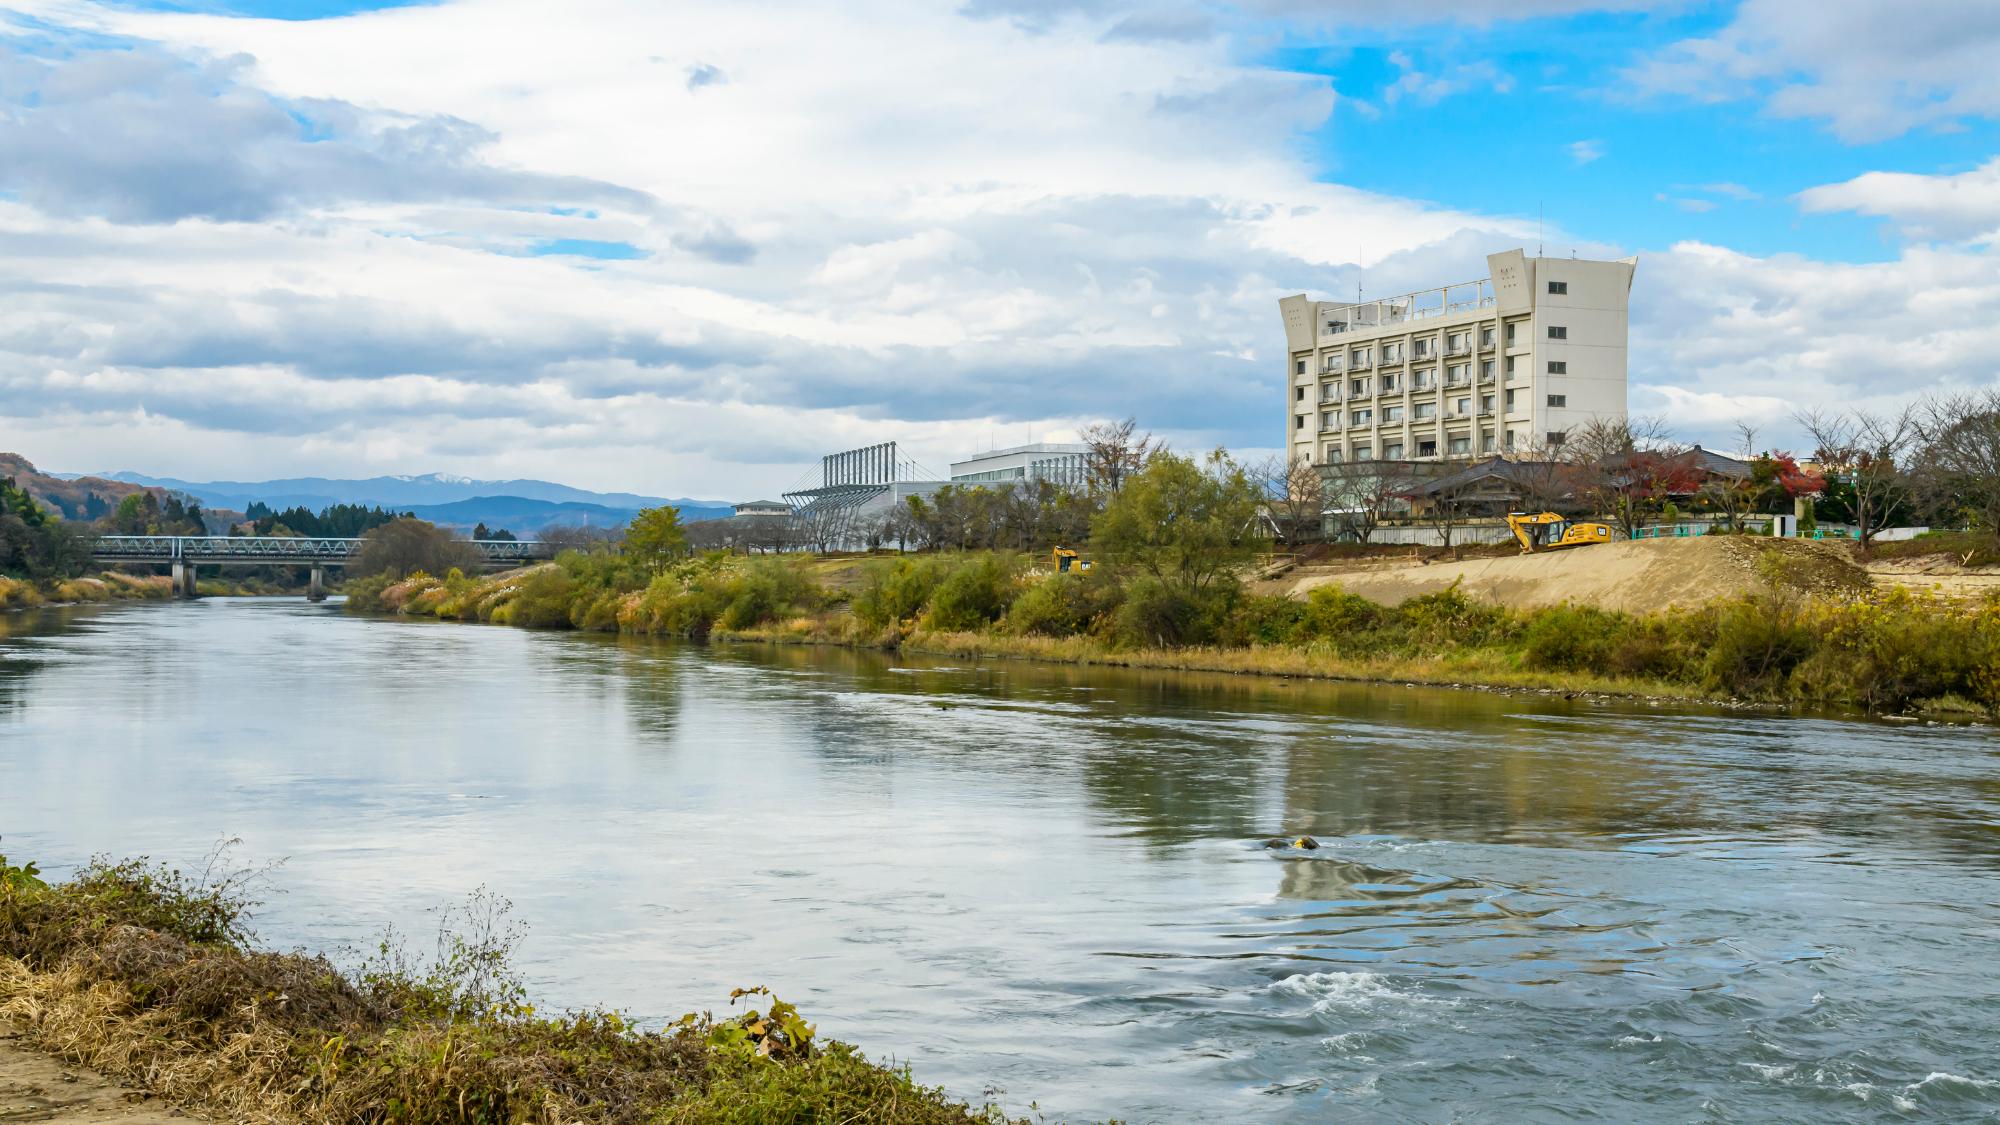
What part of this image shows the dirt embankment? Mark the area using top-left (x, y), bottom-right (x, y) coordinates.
top-left (1864, 556), bottom-right (2000, 604)
top-left (0, 1033), bottom-right (197, 1123)
top-left (1281, 536), bottom-right (1870, 613)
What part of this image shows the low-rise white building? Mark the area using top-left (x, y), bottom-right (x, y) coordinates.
top-left (1279, 249), bottom-right (1637, 466)
top-left (949, 443), bottom-right (1089, 488)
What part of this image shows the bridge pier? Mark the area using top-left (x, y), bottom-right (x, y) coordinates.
top-left (307, 565), bottom-right (327, 602)
top-left (170, 560), bottom-right (197, 599)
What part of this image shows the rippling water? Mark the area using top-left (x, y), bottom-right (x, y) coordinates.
top-left (3, 599), bottom-right (1997, 1122)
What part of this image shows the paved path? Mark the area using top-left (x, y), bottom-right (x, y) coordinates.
top-left (0, 1035), bottom-right (196, 1124)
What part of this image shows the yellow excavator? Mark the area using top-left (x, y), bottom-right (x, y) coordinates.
top-left (1052, 546), bottom-right (1094, 573)
top-left (1506, 512), bottom-right (1614, 554)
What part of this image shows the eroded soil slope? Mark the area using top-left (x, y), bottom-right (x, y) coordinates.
top-left (1284, 536), bottom-right (1869, 612)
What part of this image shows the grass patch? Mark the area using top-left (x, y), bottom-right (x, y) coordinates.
top-left (0, 848), bottom-right (1033, 1124)
top-left (1866, 530), bottom-right (2000, 568)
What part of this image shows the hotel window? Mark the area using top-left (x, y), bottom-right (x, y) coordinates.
top-left (1295, 414), bottom-right (1307, 431)
top-left (1295, 386), bottom-right (1306, 401)
top-left (1381, 342), bottom-right (1404, 363)
top-left (1413, 369), bottom-right (1434, 389)
top-left (1449, 436), bottom-right (1471, 455)
top-left (1505, 389), bottom-right (1517, 410)
top-left (1350, 378), bottom-right (1369, 397)
top-left (1547, 430), bottom-right (1568, 448)
top-left (1547, 281), bottom-right (1568, 295)
top-left (1352, 347), bottom-right (1372, 366)
top-left (1481, 394), bottom-right (1495, 412)
top-left (1324, 446), bottom-right (1343, 464)
top-left (1381, 373), bottom-right (1402, 392)
top-left (1383, 405), bottom-right (1406, 423)
top-left (1322, 382), bottom-right (1340, 401)
top-left (1481, 431), bottom-right (1495, 453)
top-left (1351, 409), bottom-right (1373, 426)
top-left (1418, 440), bottom-right (1437, 457)
top-left (1353, 445), bottom-right (1372, 461)
top-left (1547, 325), bottom-right (1568, 340)
top-left (1547, 360), bottom-right (1567, 374)
top-left (1505, 323), bottom-right (1517, 345)
top-left (1414, 338), bottom-right (1432, 358)
top-left (1384, 442), bottom-right (1405, 459)
top-left (1414, 402), bottom-right (1436, 420)
top-left (1505, 356), bottom-right (1517, 376)
top-left (1547, 394), bottom-right (1567, 408)
top-left (1480, 359), bottom-right (1495, 381)
top-left (1322, 412), bottom-right (1337, 429)
top-left (1447, 363), bottom-right (1467, 384)
top-left (1480, 327), bottom-right (1495, 347)
top-left (1448, 332), bottom-right (1465, 351)
top-left (1454, 396), bottom-right (1471, 415)
top-left (1505, 430), bottom-right (1519, 452)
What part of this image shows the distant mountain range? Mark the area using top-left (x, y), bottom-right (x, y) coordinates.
top-left (86, 470), bottom-right (726, 515)
top-left (399, 496), bottom-right (736, 533)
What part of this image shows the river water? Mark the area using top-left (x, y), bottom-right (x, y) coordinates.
top-left (2, 598), bottom-right (1997, 1122)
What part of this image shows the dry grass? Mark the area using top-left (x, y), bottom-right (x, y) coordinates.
top-left (0, 855), bottom-right (1032, 1125)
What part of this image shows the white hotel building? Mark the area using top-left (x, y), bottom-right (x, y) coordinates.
top-left (1279, 249), bottom-right (1636, 466)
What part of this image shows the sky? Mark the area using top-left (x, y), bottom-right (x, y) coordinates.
top-left (2, 0), bottom-right (1998, 498)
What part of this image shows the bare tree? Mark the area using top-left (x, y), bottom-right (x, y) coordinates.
top-left (1560, 416), bottom-right (1700, 539)
top-left (540, 523), bottom-right (621, 554)
top-left (1412, 461), bottom-right (1476, 554)
top-left (1910, 390), bottom-right (2000, 541)
top-left (1081, 417), bottom-right (1156, 496)
top-left (1795, 406), bottom-right (1916, 548)
top-left (1321, 461), bottom-right (1414, 544)
top-left (1254, 455), bottom-right (1326, 545)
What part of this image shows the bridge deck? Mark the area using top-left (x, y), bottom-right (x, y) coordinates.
top-left (89, 535), bottom-right (549, 566)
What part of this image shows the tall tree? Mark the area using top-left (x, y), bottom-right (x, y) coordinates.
top-left (351, 518), bottom-right (479, 578)
top-left (1081, 417), bottom-right (1156, 496)
top-left (1911, 390), bottom-right (2000, 541)
top-left (1092, 450), bottom-right (1264, 598)
top-left (1796, 406), bottom-right (1915, 547)
top-left (623, 505), bottom-right (689, 571)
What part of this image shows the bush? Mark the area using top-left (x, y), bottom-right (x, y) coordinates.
top-left (1005, 570), bottom-right (1123, 638)
top-left (1110, 577), bottom-right (1231, 648)
top-left (506, 566), bottom-right (578, 629)
top-left (1218, 594), bottom-right (1307, 647)
top-left (923, 555), bottom-right (1018, 632)
top-left (852, 558), bottom-right (944, 631)
top-left (1519, 604), bottom-right (1632, 672)
top-left (718, 558), bottom-right (818, 631)
top-left (1701, 595), bottom-right (1818, 697)
top-left (1394, 585), bottom-right (1513, 651)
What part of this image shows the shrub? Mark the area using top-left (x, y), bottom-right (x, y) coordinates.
top-left (1110, 577), bottom-right (1231, 648)
top-left (923, 555), bottom-right (1018, 632)
top-left (1519, 604), bottom-right (1632, 672)
top-left (1005, 570), bottom-right (1123, 637)
top-left (1394, 585), bottom-right (1513, 651)
top-left (1293, 585), bottom-right (1384, 650)
top-left (1219, 594), bottom-right (1308, 647)
top-left (1701, 595), bottom-right (1818, 698)
top-left (852, 558), bottom-right (944, 631)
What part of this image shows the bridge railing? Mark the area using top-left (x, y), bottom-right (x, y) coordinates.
top-left (89, 535), bottom-right (550, 564)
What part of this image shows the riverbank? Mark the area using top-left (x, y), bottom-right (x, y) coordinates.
top-left (0, 573), bottom-right (171, 610)
top-left (0, 852), bottom-right (1026, 1124)
top-left (343, 549), bottom-right (2000, 720)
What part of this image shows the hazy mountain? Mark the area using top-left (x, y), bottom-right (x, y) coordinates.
top-left (404, 496), bottom-right (733, 533)
top-left (85, 470), bottom-right (728, 514)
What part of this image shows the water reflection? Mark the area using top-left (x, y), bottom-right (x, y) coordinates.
top-left (2, 600), bottom-right (1997, 1123)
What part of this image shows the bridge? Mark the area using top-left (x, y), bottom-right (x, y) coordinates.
top-left (89, 536), bottom-right (550, 601)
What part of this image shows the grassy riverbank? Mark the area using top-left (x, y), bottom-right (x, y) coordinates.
top-left (0, 572), bottom-right (173, 609)
top-left (0, 852), bottom-right (1027, 1124)
top-left (345, 550), bottom-right (2000, 719)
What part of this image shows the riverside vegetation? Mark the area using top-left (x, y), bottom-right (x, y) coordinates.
top-left (343, 453), bottom-right (2000, 720)
top-left (0, 849), bottom-right (1032, 1124)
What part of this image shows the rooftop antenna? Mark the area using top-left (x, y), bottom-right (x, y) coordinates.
top-left (1537, 203), bottom-right (1544, 258)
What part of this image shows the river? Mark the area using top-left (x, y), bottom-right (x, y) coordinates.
top-left (2, 598), bottom-right (1997, 1122)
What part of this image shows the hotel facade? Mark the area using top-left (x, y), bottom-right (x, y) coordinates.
top-left (1279, 249), bottom-right (1637, 466)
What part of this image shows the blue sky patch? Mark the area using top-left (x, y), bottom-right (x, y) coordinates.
top-left (526, 239), bottom-right (646, 261)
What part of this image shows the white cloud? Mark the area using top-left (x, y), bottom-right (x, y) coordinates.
top-left (1797, 158), bottom-right (2000, 243)
top-left (1630, 240), bottom-right (2000, 449)
top-left (1568, 139), bottom-right (1603, 165)
top-left (1627, 0), bottom-right (2000, 141)
top-left (1, 0), bottom-right (1537, 494)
